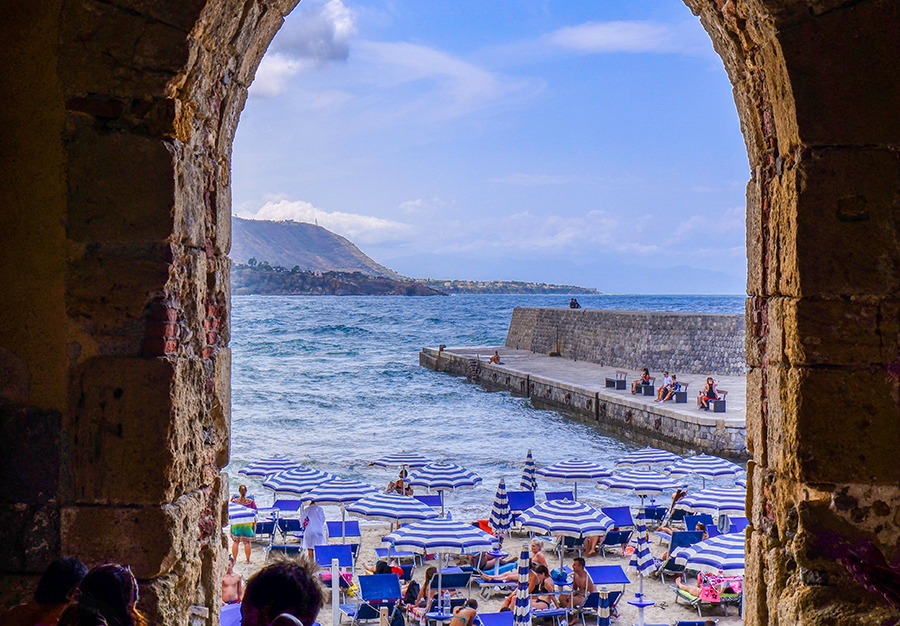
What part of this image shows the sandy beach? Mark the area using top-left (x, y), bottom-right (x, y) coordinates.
top-left (229, 522), bottom-right (743, 625)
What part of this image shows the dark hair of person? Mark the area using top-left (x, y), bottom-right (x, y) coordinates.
top-left (572, 557), bottom-right (586, 568)
top-left (373, 561), bottom-right (391, 575)
top-left (423, 566), bottom-right (437, 587)
top-left (243, 560), bottom-right (324, 626)
top-left (35, 557), bottom-right (88, 604)
top-left (532, 564), bottom-right (549, 576)
top-left (696, 522), bottom-right (706, 532)
top-left (465, 598), bottom-right (478, 609)
top-left (58, 563), bottom-right (146, 626)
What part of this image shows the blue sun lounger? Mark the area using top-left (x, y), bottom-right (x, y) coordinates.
top-left (339, 573), bottom-right (403, 626)
top-left (476, 612), bottom-right (513, 626)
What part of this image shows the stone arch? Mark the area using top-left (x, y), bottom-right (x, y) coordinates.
top-left (0, 1), bottom-right (898, 625)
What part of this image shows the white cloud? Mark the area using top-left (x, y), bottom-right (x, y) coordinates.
top-left (487, 173), bottom-right (573, 186)
top-left (251, 53), bottom-right (312, 98)
top-left (240, 199), bottom-right (411, 244)
top-left (546, 21), bottom-right (673, 54)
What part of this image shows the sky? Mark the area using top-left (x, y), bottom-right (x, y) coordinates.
top-left (232, 0), bottom-right (750, 294)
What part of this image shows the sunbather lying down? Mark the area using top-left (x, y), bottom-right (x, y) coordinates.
top-left (477, 540), bottom-right (547, 581)
top-left (676, 573), bottom-right (742, 598)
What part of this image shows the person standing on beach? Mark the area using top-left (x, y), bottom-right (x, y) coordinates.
top-left (231, 485), bottom-right (258, 563)
top-left (223, 556), bottom-right (244, 605)
top-left (300, 499), bottom-right (327, 560)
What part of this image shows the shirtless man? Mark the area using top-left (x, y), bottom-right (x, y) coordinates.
top-left (222, 556), bottom-right (244, 605)
top-left (488, 351), bottom-right (502, 364)
top-left (559, 557), bottom-right (594, 623)
top-left (448, 599), bottom-right (477, 626)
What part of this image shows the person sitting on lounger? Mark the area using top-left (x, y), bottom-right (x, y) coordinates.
top-left (658, 374), bottom-right (681, 402)
top-left (698, 377), bottom-right (718, 410)
top-left (631, 368), bottom-right (651, 394)
top-left (560, 557), bottom-right (594, 623)
top-left (499, 564), bottom-right (556, 611)
top-left (448, 599), bottom-right (478, 626)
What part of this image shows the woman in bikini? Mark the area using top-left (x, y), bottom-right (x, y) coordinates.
top-left (448, 599), bottom-right (478, 626)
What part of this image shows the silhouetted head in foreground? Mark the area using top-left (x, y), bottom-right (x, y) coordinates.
top-left (58, 563), bottom-right (146, 626)
top-left (242, 559), bottom-right (324, 626)
top-left (35, 557), bottom-right (88, 605)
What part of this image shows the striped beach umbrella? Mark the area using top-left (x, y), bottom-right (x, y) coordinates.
top-left (597, 470), bottom-right (684, 504)
top-left (303, 478), bottom-right (378, 542)
top-left (383, 518), bottom-right (498, 604)
top-left (489, 478), bottom-right (511, 537)
top-left (536, 460), bottom-right (612, 500)
top-left (346, 492), bottom-right (438, 524)
top-left (262, 466), bottom-right (334, 496)
top-left (370, 453), bottom-right (433, 468)
top-left (614, 447), bottom-right (680, 469)
top-left (238, 457), bottom-right (300, 477)
top-left (407, 463), bottom-right (482, 515)
top-left (735, 478), bottom-right (747, 489)
top-left (676, 486), bottom-right (746, 517)
top-left (664, 454), bottom-right (744, 488)
top-left (673, 532), bottom-right (746, 577)
top-left (228, 501), bottom-right (257, 523)
top-left (517, 500), bottom-right (613, 570)
top-left (513, 542), bottom-right (531, 626)
top-left (520, 450), bottom-right (537, 491)
top-left (627, 509), bottom-right (656, 626)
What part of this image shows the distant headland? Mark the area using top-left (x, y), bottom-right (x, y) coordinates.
top-left (415, 279), bottom-right (599, 295)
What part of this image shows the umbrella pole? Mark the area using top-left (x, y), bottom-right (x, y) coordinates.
top-left (341, 506), bottom-right (347, 545)
top-left (573, 482), bottom-right (578, 501)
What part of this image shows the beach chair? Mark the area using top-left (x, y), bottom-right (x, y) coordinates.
top-left (673, 572), bottom-right (741, 616)
top-left (415, 494), bottom-right (443, 509)
top-left (657, 531), bottom-right (704, 583)
top-left (277, 517), bottom-right (305, 541)
top-left (272, 499), bottom-right (305, 513)
top-left (376, 547), bottom-right (420, 567)
top-left (598, 530), bottom-right (632, 558)
top-left (642, 506), bottom-right (667, 528)
top-left (728, 516), bottom-right (749, 533)
top-left (675, 621), bottom-right (719, 626)
top-left (328, 520), bottom-right (362, 542)
top-left (428, 571), bottom-right (473, 597)
top-left (668, 507), bottom-right (689, 528)
top-left (507, 490), bottom-right (536, 526)
top-left (578, 589), bottom-right (624, 625)
top-left (339, 573), bottom-right (403, 626)
top-left (599, 506), bottom-right (634, 530)
top-left (546, 490), bottom-right (574, 502)
top-left (532, 606), bottom-right (569, 626)
top-left (684, 514), bottom-right (715, 532)
top-left (476, 612), bottom-right (514, 626)
top-left (316, 544), bottom-right (355, 603)
top-left (254, 519), bottom-right (276, 540)
top-left (579, 565), bottom-right (629, 624)
top-left (472, 574), bottom-right (516, 599)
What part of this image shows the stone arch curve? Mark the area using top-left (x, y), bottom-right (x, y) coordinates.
top-left (1, 1), bottom-right (898, 624)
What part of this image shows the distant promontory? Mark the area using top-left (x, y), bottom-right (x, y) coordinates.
top-left (232, 262), bottom-right (446, 296)
top-left (415, 279), bottom-right (599, 295)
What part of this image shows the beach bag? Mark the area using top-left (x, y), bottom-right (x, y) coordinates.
top-left (391, 605), bottom-right (406, 626)
top-left (403, 580), bottom-right (420, 606)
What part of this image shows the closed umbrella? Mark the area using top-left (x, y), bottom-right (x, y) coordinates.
top-left (626, 509), bottom-right (656, 626)
top-left (516, 499), bottom-right (613, 570)
top-left (302, 479), bottom-right (378, 543)
top-left (262, 467), bottom-right (333, 497)
top-left (535, 460), bottom-right (612, 500)
top-left (513, 542), bottom-right (531, 626)
top-left (664, 454), bottom-right (743, 488)
top-left (228, 501), bottom-right (257, 523)
top-left (673, 532), bottom-right (745, 577)
top-left (407, 463), bottom-right (482, 515)
top-left (597, 470), bottom-right (684, 505)
top-left (239, 457), bottom-right (300, 477)
top-left (489, 478), bottom-right (511, 538)
top-left (614, 447), bottom-right (680, 470)
top-left (676, 486), bottom-right (746, 517)
top-left (383, 518), bottom-right (498, 608)
top-left (520, 450), bottom-right (537, 491)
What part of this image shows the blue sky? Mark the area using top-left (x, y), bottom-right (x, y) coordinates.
top-left (232, 0), bottom-right (749, 294)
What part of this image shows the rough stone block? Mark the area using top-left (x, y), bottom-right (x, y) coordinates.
top-left (771, 366), bottom-right (900, 484)
top-left (0, 504), bottom-right (60, 573)
top-left (0, 404), bottom-right (61, 504)
top-left (68, 357), bottom-right (178, 505)
top-left (66, 126), bottom-right (176, 243)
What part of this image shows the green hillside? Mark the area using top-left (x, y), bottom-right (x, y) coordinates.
top-left (230, 217), bottom-right (404, 279)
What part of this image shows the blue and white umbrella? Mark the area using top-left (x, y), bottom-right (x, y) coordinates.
top-left (489, 478), bottom-right (511, 538)
top-left (383, 518), bottom-right (498, 604)
top-left (614, 447), bottom-right (681, 469)
top-left (407, 463), bottom-right (482, 515)
top-left (370, 453), bottom-right (434, 468)
top-left (598, 470), bottom-right (684, 504)
top-left (346, 492), bottom-right (438, 524)
top-left (735, 478), bottom-right (747, 489)
top-left (676, 486), bottom-right (746, 517)
top-left (262, 466), bottom-right (334, 497)
top-left (303, 478), bottom-right (378, 542)
top-left (228, 501), bottom-right (257, 523)
top-left (535, 460), bottom-right (612, 500)
top-left (518, 499), bottom-right (613, 570)
top-left (239, 457), bottom-right (300, 477)
top-left (520, 450), bottom-right (537, 491)
top-left (627, 509), bottom-right (656, 626)
top-left (673, 532), bottom-right (746, 577)
top-left (664, 454), bottom-right (744, 488)
top-left (513, 542), bottom-right (531, 626)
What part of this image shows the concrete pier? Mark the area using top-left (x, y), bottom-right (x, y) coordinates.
top-left (420, 346), bottom-right (748, 459)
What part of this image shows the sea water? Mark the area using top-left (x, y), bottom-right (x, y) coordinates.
top-left (227, 294), bottom-right (744, 520)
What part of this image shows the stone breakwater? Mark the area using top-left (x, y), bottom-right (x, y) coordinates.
top-left (506, 308), bottom-right (746, 376)
top-left (420, 347), bottom-right (748, 459)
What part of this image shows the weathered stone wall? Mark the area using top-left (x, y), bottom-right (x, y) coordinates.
top-left (420, 348), bottom-right (748, 458)
top-left (0, 1), bottom-right (299, 623)
top-left (505, 308), bottom-right (747, 376)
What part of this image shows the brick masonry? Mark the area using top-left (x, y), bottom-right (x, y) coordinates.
top-left (505, 307), bottom-right (747, 376)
